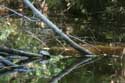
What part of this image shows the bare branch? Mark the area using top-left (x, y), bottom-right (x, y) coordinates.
top-left (25, 30), bottom-right (47, 47)
top-left (0, 46), bottom-right (41, 58)
top-left (23, 0), bottom-right (93, 57)
top-left (0, 5), bottom-right (40, 22)
top-left (0, 56), bottom-right (17, 66)
top-left (49, 57), bottom-right (102, 83)
top-left (0, 65), bottom-right (31, 77)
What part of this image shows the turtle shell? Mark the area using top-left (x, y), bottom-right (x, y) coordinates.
top-left (39, 50), bottom-right (50, 56)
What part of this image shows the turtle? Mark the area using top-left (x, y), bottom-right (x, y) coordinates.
top-left (39, 50), bottom-right (51, 60)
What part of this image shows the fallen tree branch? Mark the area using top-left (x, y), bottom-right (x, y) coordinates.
top-left (0, 56), bottom-right (17, 66)
top-left (0, 46), bottom-right (41, 58)
top-left (0, 65), bottom-right (31, 77)
top-left (23, 0), bottom-right (93, 57)
top-left (0, 56), bottom-right (32, 76)
top-left (0, 46), bottom-right (51, 65)
top-left (49, 57), bottom-right (102, 83)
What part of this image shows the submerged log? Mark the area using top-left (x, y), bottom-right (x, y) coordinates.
top-left (0, 6), bottom-right (8, 16)
top-left (49, 45), bottom-right (124, 56)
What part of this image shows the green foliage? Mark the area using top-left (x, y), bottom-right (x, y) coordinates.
top-left (0, 20), bottom-right (16, 41)
top-left (46, 0), bottom-right (62, 8)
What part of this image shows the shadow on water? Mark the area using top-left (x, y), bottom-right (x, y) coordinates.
top-left (0, 53), bottom-right (124, 83)
top-left (59, 55), bottom-right (125, 83)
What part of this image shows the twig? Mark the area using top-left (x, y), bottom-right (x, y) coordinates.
top-left (68, 35), bottom-right (104, 53)
top-left (0, 5), bottom-right (40, 22)
top-left (25, 30), bottom-right (47, 47)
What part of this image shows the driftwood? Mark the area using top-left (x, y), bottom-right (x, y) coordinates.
top-left (23, 0), bottom-right (93, 57)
